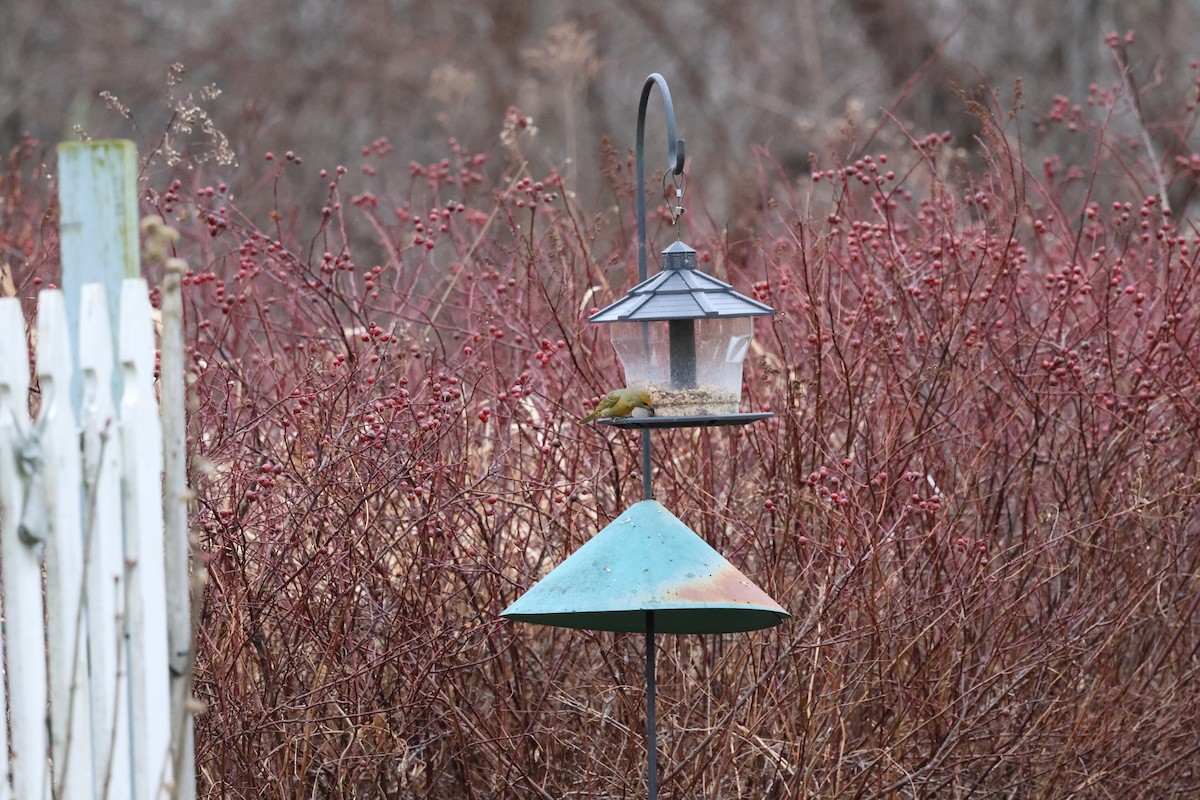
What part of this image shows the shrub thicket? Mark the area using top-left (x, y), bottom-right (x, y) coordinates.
top-left (3, 47), bottom-right (1199, 798)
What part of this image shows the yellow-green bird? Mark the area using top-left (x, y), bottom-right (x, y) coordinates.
top-left (578, 388), bottom-right (655, 424)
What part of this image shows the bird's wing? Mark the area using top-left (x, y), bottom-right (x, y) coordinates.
top-left (595, 394), bottom-right (620, 413)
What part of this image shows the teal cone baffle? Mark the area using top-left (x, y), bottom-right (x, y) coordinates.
top-left (501, 500), bottom-right (789, 634)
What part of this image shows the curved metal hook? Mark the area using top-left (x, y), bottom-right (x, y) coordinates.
top-left (637, 73), bottom-right (686, 177)
top-left (636, 73), bottom-right (685, 283)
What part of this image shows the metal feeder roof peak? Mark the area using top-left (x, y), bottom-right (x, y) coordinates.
top-left (500, 500), bottom-right (789, 634)
top-left (589, 240), bottom-right (774, 324)
top-left (661, 239), bottom-right (697, 268)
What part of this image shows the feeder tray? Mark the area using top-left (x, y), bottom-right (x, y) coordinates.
top-left (598, 412), bottom-right (773, 429)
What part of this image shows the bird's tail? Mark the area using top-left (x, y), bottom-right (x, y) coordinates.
top-left (578, 412), bottom-right (599, 424)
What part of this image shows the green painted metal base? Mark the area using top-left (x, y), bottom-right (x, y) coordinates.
top-left (500, 500), bottom-right (789, 634)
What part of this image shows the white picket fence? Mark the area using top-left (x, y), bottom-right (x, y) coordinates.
top-left (0, 281), bottom-right (174, 799)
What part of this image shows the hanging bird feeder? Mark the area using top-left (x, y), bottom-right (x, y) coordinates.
top-left (584, 97), bottom-right (775, 428)
top-left (589, 239), bottom-right (774, 424)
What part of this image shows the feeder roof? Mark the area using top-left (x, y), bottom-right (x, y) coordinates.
top-left (500, 500), bottom-right (789, 634)
top-left (589, 240), bottom-right (774, 323)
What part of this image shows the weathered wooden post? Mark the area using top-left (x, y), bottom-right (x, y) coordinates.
top-left (58, 140), bottom-right (139, 410)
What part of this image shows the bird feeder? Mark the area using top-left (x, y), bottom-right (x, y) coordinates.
top-left (501, 73), bottom-right (787, 800)
top-left (589, 240), bottom-right (773, 424)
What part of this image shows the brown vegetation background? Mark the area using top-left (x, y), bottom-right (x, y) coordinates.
top-left (5, 0), bottom-right (1200, 213)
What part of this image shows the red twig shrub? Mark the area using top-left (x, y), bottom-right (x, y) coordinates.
top-left (4, 47), bottom-right (1200, 798)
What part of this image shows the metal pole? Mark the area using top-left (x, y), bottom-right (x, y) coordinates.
top-left (646, 610), bottom-right (658, 800)
top-left (641, 429), bottom-right (653, 501)
top-left (635, 73), bottom-right (684, 503)
top-left (635, 74), bottom-right (679, 793)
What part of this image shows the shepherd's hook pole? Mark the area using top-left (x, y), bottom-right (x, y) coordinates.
top-left (646, 610), bottom-right (658, 800)
top-left (635, 74), bottom-right (681, 797)
top-left (635, 73), bottom-right (684, 504)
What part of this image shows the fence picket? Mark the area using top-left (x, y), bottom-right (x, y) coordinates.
top-left (36, 291), bottom-right (96, 800)
top-left (0, 298), bottom-right (50, 800)
top-left (120, 279), bottom-right (174, 799)
top-left (79, 285), bottom-right (131, 799)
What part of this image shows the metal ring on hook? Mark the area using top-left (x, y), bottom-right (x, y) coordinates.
top-left (661, 168), bottom-right (686, 199)
top-left (636, 73), bottom-right (686, 283)
top-left (661, 169), bottom-right (686, 230)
